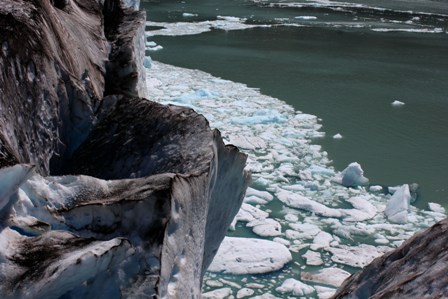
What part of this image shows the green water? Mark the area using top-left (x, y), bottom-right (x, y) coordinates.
top-left (142, 0), bottom-right (448, 209)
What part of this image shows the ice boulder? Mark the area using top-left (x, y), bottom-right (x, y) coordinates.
top-left (208, 237), bottom-right (292, 274)
top-left (335, 162), bottom-right (369, 187)
top-left (385, 184), bottom-right (411, 224)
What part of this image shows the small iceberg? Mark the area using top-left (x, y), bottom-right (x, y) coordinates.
top-left (391, 100), bottom-right (405, 106)
top-left (334, 162), bottom-right (369, 187)
top-left (385, 184), bottom-right (411, 224)
top-left (294, 16), bottom-right (317, 20)
top-left (182, 12), bottom-right (198, 17)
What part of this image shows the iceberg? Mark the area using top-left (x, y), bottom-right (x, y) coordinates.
top-left (385, 184), bottom-right (411, 224)
top-left (335, 162), bottom-right (369, 187)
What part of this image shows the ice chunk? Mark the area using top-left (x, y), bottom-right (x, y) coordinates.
top-left (229, 135), bottom-right (266, 150)
top-left (332, 133), bottom-right (343, 139)
top-left (294, 16), bottom-right (318, 20)
top-left (208, 237), bottom-right (292, 274)
top-left (182, 13), bottom-right (198, 17)
top-left (307, 165), bottom-right (335, 177)
top-left (245, 188), bottom-right (273, 203)
top-left (336, 162), bottom-right (369, 187)
top-left (276, 278), bottom-right (315, 296)
top-left (325, 244), bottom-right (389, 268)
top-left (235, 203), bottom-right (269, 223)
top-left (369, 185), bottom-right (384, 192)
top-left (315, 286), bottom-right (336, 299)
top-left (392, 100), bottom-right (405, 106)
top-left (231, 109), bottom-right (286, 125)
top-left (310, 231), bottom-right (333, 250)
top-left (277, 189), bottom-right (342, 218)
top-left (301, 267), bottom-right (351, 287)
top-left (247, 218), bottom-right (282, 237)
top-left (202, 287), bottom-right (232, 299)
top-left (385, 184), bottom-right (411, 224)
top-left (302, 250), bottom-right (324, 266)
top-left (346, 196), bottom-right (377, 217)
top-left (428, 202), bottom-right (445, 214)
top-left (236, 288), bottom-right (255, 298)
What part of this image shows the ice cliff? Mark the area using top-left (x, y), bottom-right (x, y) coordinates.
top-left (0, 0), bottom-right (250, 298)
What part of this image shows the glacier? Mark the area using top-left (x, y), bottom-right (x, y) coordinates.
top-left (0, 0), bottom-right (249, 298)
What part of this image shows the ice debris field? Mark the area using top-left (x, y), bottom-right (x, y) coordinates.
top-left (146, 61), bottom-right (445, 298)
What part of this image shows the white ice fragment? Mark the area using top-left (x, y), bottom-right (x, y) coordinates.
top-left (335, 162), bottom-right (369, 187)
top-left (245, 188), bottom-right (273, 202)
top-left (284, 213), bottom-right (299, 222)
top-left (202, 287), bottom-right (232, 299)
top-left (332, 133), bottom-right (343, 139)
top-left (231, 109), bottom-right (286, 125)
top-left (275, 278), bottom-right (315, 296)
top-left (236, 288), bottom-right (254, 298)
top-left (385, 184), bottom-right (411, 224)
top-left (369, 185), bottom-right (383, 192)
top-left (248, 218), bottom-right (282, 237)
top-left (208, 237), bottom-right (292, 274)
top-left (182, 12), bottom-right (198, 17)
top-left (302, 250), bottom-right (324, 266)
top-left (277, 189), bottom-right (342, 218)
top-left (428, 202), bottom-right (445, 214)
top-left (310, 231), bottom-right (333, 250)
top-left (301, 267), bottom-right (351, 287)
top-left (346, 196), bottom-right (377, 217)
top-left (391, 100), bottom-right (405, 106)
top-left (294, 16), bottom-right (318, 20)
top-left (147, 45), bottom-right (163, 51)
top-left (235, 203), bottom-right (269, 223)
top-left (315, 286), bottom-right (336, 299)
top-left (206, 280), bottom-right (224, 288)
top-left (217, 15), bottom-right (243, 22)
top-left (273, 237), bottom-right (290, 246)
top-left (249, 294), bottom-right (279, 299)
top-left (375, 238), bottom-right (390, 245)
top-left (228, 135), bottom-right (266, 150)
top-left (325, 244), bottom-right (389, 268)
top-left (307, 165), bottom-right (335, 177)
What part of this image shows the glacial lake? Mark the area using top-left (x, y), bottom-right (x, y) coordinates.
top-left (142, 0), bottom-right (448, 210)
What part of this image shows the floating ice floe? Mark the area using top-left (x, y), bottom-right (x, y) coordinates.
top-left (145, 17), bottom-right (271, 37)
top-left (276, 278), bottom-right (315, 296)
top-left (333, 133), bottom-right (343, 139)
top-left (182, 12), bottom-right (198, 17)
top-left (302, 250), bottom-right (324, 266)
top-left (294, 16), bottom-right (318, 20)
top-left (391, 100), bottom-right (405, 106)
top-left (207, 237), bottom-right (292, 275)
top-left (301, 267), bottom-right (351, 287)
top-left (145, 61), bottom-right (446, 298)
top-left (324, 244), bottom-right (389, 268)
